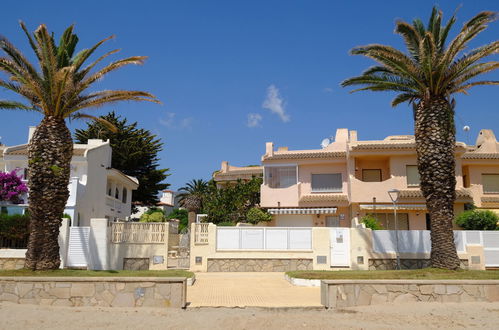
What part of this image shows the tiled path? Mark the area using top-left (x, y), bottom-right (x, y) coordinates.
top-left (187, 272), bottom-right (322, 307)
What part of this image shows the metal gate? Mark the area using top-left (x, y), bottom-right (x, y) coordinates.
top-left (67, 227), bottom-right (90, 268)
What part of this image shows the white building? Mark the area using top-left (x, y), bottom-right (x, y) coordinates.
top-left (0, 127), bottom-right (139, 226)
top-left (132, 189), bottom-right (177, 220)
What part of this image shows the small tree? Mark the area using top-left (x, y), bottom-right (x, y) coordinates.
top-left (167, 209), bottom-right (188, 232)
top-left (246, 207), bottom-right (272, 225)
top-left (204, 177), bottom-right (262, 224)
top-left (455, 210), bottom-right (499, 230)
top-left (0, 170), bottom-right (28, 204)
top-left (360, 215), bottom-right (383, 230)
top-left (139, 211), bottom-right (165, 223)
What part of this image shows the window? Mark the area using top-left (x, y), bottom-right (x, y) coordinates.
top-left (372, 213), bottom-right (409, 230)
top-left (122, 188), bottom-right (127, 203)
top-left (107, 181), bottom-right (112, 196)
top-left (406, 165), bottom-right (420, 187)
top-left (482, 174), bottom-right (499, 193)
top-left (362, 169), bottom-right (382, 182)
top-left (265, 166), bottom-right (297, 188)
top-left (115, 188), bottom-right (120, 199)
top-left (312, 174), bottom-right (342, 192)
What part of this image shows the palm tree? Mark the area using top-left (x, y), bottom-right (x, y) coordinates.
top-left (178, 179), bottom-right (209, 213)
top-left (342, 8), bottom-right (498, 269)
top-left (0, 23), bottom-right (159, 270)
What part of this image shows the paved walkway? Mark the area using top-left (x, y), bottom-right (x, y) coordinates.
top-left (187, 272), bottom-right (321, 307)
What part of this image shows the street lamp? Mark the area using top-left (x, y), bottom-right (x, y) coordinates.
top-left (388, 189), bottom-right (401, 270)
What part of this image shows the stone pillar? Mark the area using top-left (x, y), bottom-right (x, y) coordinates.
top-left (58, 217), bottom-right (70, 269)
top-left (89, 218), bottom-right (109, 270)
top-left (188, 211), bottom-right (196, 227)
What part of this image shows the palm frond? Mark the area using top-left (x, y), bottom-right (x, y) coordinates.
top-left (0, 100), bottom-right (38, 111)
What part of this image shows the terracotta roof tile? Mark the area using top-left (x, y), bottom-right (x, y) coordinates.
top-left (264, 150), bottom-right (346, 160)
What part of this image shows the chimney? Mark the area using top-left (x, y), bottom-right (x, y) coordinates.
top-left (349, 130), bottom-right (358, 142)
top-left (221, 161), bottom-right (229, 173)
top-left (28, 126), bottom-right (36, 142)
top-left (335, 128), bottom-right (349, 143)
top-left (265, 142), bottom-right (274, 157)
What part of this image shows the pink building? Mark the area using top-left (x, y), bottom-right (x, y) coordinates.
top-left (259, 128), bottom-right (499, 230)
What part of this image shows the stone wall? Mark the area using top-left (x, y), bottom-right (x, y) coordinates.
top-left (123, 258), bottom-right (150, 271)
top-left (207, 258), bottom-right (313, 272)
top-left (0, 258), bottom-right (25, 270)
top-left (368, 259), bottom-right (469, 270)
top-left (321, 280), bottom-right (499, 308)
top-left (0, 277), bottom-right (186, 308)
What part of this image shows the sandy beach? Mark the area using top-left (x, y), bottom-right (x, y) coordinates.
top-left (1, 301), bottom-right (498, 329)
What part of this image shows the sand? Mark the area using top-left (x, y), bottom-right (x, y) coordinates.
top-left (1, 301), bottom-right (498, 329)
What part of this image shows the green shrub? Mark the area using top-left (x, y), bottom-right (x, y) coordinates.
top-left (146, 207), bottom-right (164, 215)
top-left (140, 211), bottom-right (165, 223)
top-left (246, 207), bottom-right (272, 225)
top-left (360, 215), bottom-right (383, 230)
top-left (167, 209), bottom-right (188, 231)
top-left (455, 210), bottom-right (499, 230)
top-left (218, 221), bottom-right (236, 226)
top-left (0, 213), bottom-right (30, 240)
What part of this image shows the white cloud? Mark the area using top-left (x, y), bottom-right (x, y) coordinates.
top-left (159, 112), bottom-right (193, 130)
top-left (262, 85), bottom-right (290, 122)
top-left (323, 87), bottom-right (333, 93)
top-left (159, 112), bottom-right (176, 128)
top-left (247, 113), bottom-right (262, 128)
top-left (179, 117), bottom-right (193, 129)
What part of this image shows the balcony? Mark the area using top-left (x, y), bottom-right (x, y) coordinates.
top-left (349, 176), bottom-right (406, 203)
top-left (106, 195), bottom-right (123, 213)
top-left (260, 183), bottom-right (300, 208)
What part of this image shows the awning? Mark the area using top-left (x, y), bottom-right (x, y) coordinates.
top-left (267, 207), bottom-right (337, 215)
top-left (359, 204), bottom-right (427, 211)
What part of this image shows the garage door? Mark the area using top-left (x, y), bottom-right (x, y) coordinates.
top-left (275, 215), bottom-right (313, 227)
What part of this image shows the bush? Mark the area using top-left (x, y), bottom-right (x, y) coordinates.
top-left (0, 213), bottom-right (30, 240)
top-left (0, 170), bottom-right (28, 204)
top-left (455, 210), bottom-right (499, 230)
top-left (218, 221), bottom-right (236, 226)
top-left (167, 209), bottom-right (188, 232)
top-left (140, 211), bottom-right (165, 223)
top-left (360, 215), bottom-right (383, 230)
top-left (246, 207), bottom-right (272, 225)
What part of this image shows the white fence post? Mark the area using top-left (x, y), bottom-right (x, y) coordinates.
top-left (89, 218), bottom-right (109, 270)
top-left (58, 217), bottom-right (70, 269)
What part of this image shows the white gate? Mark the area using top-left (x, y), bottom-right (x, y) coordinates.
top-left (330, 228), bottom-right (350, 267)
top-left (482, 231), bottom-right (499, 267)
top-left (67, 227), bottom-right (90, 268)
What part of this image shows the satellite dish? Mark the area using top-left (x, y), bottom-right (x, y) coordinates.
top-left (321, 138), bottom-right (331, 148)
top-left (463, 125), bottom-right (470, 132)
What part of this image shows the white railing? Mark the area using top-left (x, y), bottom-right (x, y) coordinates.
top-left (216, 227), bottom-right (312, 251)
top-left (106, 196), bottom-right (123, 212)
top-left (372, 230), bottom-right (466, 254)
top-left (111, 222), bottom-right (167, 243)
top-left (194, 223), bottom-right (210, 245)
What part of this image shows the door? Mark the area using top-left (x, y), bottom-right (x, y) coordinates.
top-left (326, 216), bottom-right (340, 227)
top-left (67, 227), bottom-right (90, 268)
top-left (330, 228), bottom-right (350, 267)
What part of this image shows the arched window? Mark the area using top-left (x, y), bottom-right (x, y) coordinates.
top-left (115, 187), bottom-right (119, 199)
top-left (122, 188), bottom-right (127, 203)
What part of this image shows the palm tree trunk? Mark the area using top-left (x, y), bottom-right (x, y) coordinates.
top-left (414, 98), bottom-right (460, 270)
top-left (24, 116), bottom-right (73, 270)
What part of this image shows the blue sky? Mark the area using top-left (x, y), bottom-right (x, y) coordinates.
top-left (0, 1), bottom-right (498, 190)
